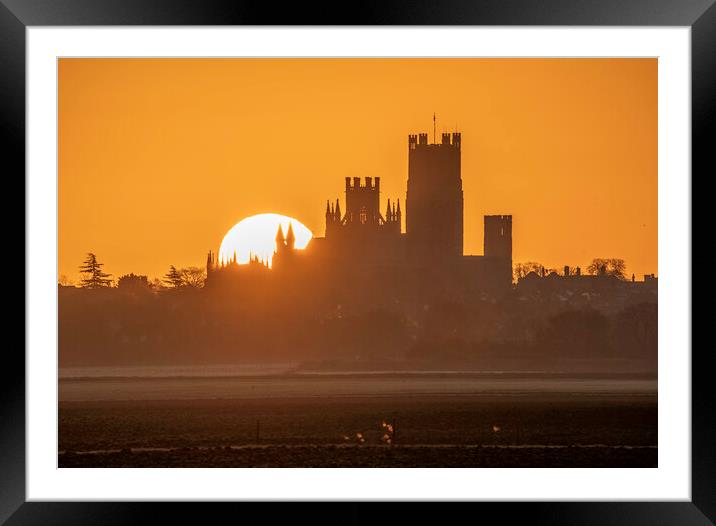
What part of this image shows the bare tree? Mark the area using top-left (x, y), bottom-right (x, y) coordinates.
top-left (180, 266), bottom-right (206, 288)
top-left (587, 258), bottom-right (627, 280)
top-left (587, 258), bottom-right (608, 276)
top-left (78, 253), bottom-right (113, 289)
top-left (607, 259), bottom-right (627, 280)
top-left (58, 274), bottom-right (75, 287)
top-left (513, 261), bottom-right (545, 281)
top-left (513, 263), bottom-right (524, 282)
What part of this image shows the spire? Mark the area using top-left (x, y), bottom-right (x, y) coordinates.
top-left (386, 199), bottom-right (392, 222)
top-left (275, 224), bottom-right (285, 245)
top-left (286, 222), bottom-right (296, 249)
top-left (396, 198), bottom-right (401, 217)
top-left (335, 199), bottom-right (341, 221)
top-left (325, 200), bottom-right (331, 217)
top-left (206, 250), bottom-right (214, 273)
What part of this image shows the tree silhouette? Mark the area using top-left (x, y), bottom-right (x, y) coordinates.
top-left (587, 258), bottom-right (627, 280)
top-left (117, 273), bottom-right (152, 292)
top-left (149, 277), bottom-right (166, 292)
top-left (587, 258), bottom-right (608, 276)
top-left (163, 265), bottom-right (184, 288)
top-left (180, 266), bottom-right (206, 288)
top-left (78, 253), bottom-right (113, 289)
top-left (58, 274), bottom-right (74, 287)
top-left (513, 261), bottom-right (545, 281)
top-left (608, 259), bottom-right (627, 280)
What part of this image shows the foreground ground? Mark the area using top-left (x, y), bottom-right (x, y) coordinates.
top-left (59, 373), bottom-right (657, 468)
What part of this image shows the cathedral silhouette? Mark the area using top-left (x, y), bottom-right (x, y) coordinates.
top-left (205, 131), bottom-right (513, 310)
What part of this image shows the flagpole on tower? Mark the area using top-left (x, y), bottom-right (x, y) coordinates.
top-left (433, 112), bottom-right (436, 144)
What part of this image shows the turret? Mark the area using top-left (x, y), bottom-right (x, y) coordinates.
top-left (286, 222), bottom-right (295, 250)
top-left (275, 224), bottom-right (285, 251)
top-left (206, 250), bottom-right (214, 275)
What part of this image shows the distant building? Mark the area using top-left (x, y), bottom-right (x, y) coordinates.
top-left (516, 265), bottom-right (658, 313)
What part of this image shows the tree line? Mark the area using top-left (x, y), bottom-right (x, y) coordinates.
top-left (64, 253), bottom-right (206, 291)
top-left (67, 253), bottom-right (633, 292)
top-left (513, 258), bottom-right (629, 282)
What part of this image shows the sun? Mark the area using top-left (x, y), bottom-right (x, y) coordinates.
top-left (218, 213), bottom-right (312, 268)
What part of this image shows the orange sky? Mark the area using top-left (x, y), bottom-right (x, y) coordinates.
top-left (58, 58), bottom-right (657, 283)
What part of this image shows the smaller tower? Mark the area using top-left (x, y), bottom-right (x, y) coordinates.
top-left (484, 216), bottom-right (514, 294)
top-left (484, 215), bottom-right (512, 260)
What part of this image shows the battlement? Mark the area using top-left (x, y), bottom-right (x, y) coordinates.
top-left (452, 132), bottom-right (461, 149)
top-left (408, 131), bottom-right (461, 150)
top-left (484, 214), bottom-right (512, 224)
top-left (345, 176), bottom-right (380, 191)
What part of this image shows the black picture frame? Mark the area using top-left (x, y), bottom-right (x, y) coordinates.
top-left (4, 0), bottom-right (710, 523)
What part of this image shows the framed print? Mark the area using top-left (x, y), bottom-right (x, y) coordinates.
top-left (4, 0), bottom-right (712, 523)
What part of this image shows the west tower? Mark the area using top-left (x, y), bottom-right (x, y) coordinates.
top-left (406, 132), bottom-right (463, 260)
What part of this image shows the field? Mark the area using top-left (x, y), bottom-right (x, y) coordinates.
top-left (58, 372), bottom-right (657, 468)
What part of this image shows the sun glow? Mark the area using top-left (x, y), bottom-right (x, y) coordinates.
top-left (218, 213), bottom-right (312, 268)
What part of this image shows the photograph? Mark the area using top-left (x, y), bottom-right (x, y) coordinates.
top-left (56, 57), bottom-right (659, 469)
top-left (2, 0), bottom-right (708, 517)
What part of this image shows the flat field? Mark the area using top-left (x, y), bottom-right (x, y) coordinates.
top-left (58, 373), bottom-right (657, 468)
